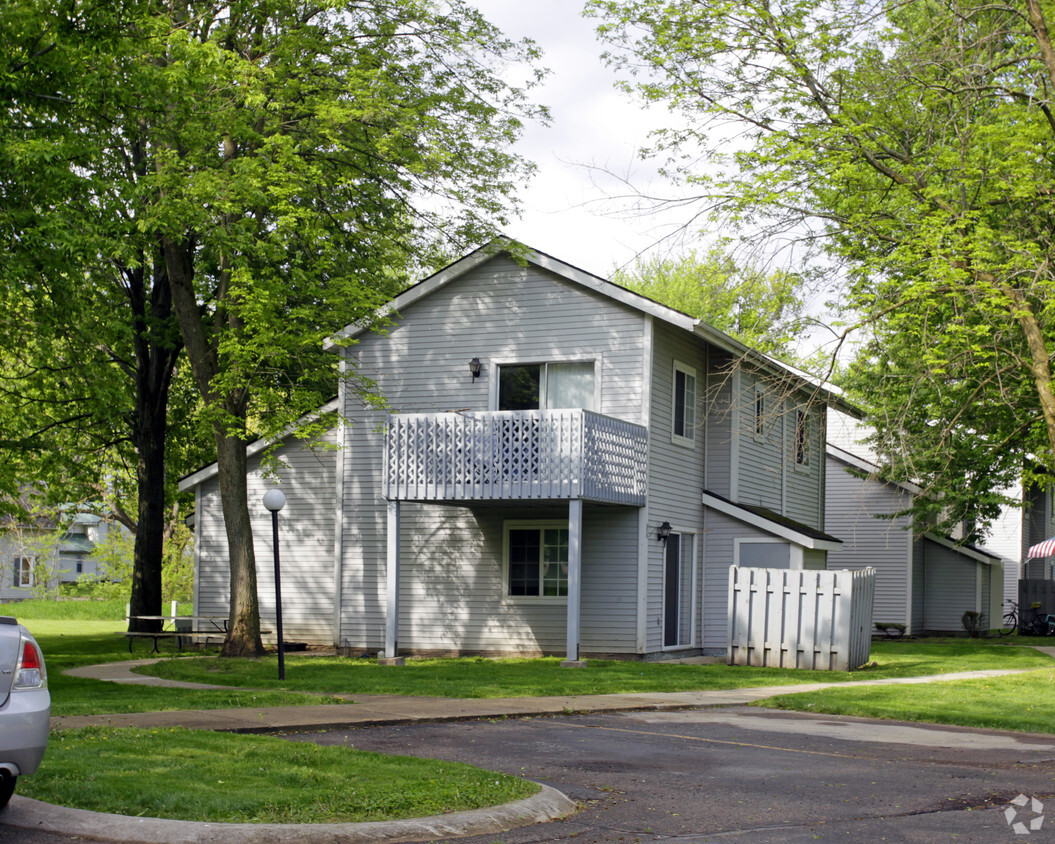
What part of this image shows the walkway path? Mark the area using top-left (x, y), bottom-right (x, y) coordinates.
top-left (53, 657), bottom-right (1044, 733)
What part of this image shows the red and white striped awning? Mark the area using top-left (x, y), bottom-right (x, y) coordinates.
top-left (1027, 537), bottom-right (1055, 559)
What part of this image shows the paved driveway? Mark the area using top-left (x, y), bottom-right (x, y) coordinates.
top-left (296, 706), bottom-right (1055, 842)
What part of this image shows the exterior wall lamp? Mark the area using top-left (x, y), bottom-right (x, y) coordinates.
top-left (469, 357), bottom-right (482, 381)
top-left (657, 521), bottom-right (672, 543)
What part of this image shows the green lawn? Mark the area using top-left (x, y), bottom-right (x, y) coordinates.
top-left (12, 609), bottom-right (1055, 824)
top-left (26, 727), bottom-right (536, 823)
top-left (35, 620), bottom-right (350, 717)
top-left (757, 666), bottom-right (1055, 733)
top-left (140, 639), bottom-right (1054, 700)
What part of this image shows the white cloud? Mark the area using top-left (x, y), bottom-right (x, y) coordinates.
top-left (472, 0), bottom-right (695, 277)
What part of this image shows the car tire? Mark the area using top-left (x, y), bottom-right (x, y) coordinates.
top-left (0, 771), bottom-right (16, 808)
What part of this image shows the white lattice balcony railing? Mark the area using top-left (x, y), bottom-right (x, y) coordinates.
top-left (384, 409), bottom-right (648, 505)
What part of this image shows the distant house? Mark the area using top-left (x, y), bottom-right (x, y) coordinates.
top-left (181, 241), bottom-right (847, 659)
top-left (824, 421), bottom-right (1004, 635)
top-left (0, 509), bottom-right (117, 601)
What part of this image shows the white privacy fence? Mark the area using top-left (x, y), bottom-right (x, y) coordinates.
top-left (728, 566), bottom-right (876, 671)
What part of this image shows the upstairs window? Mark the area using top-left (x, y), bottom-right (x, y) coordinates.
top-left (498, 362), bottom-right (594, 411)
top-left (795, 409), bottom-right (810, 466)
top-left (672, 362), bottom-right (697, 446)
top-left (754, 387), bottom-right (766, 438)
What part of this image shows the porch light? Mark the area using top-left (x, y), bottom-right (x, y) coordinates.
top-left (657, 521), bottom-right (672, 542)
top-left (469, 357), bottom-right (482, 380)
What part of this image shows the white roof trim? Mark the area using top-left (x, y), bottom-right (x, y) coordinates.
top-left (826, 443), bottom-right (923, 496)
top-left (924, 533), bottom-right (1002, 566)
top-left (702, 492), bottom-right (843, 551)
top-left (321, 240), bottom-right (847, 408)
top-left (178, 399), bottom-right (339, 491)
top-left (324, 240), bottom-right (698, 351)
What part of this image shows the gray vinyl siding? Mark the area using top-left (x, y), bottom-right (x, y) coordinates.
top-left (354, 256), bottom-right (647, 424)
top-left (922, 539), bottom-right (982, 633)
top-left (911, 538), bottom-right (926, 632)
top-left (824, 453), bottom-right (913, 627)
top-left (195, 430), bottom-right (338, 644)
top-left (736, 371), bottom-right (784, 512)
top-left (785, 402), bottom-right (824, 528)
top-left (700, 512), bottom-right (774, 651)
top-left (644, 323), bottom-right (707, 654)
top-left (1024, 483), bottom-right (1053, 557)
top-left (336, 409), bottom-right (389, 650)
top-left (733, 371), bottom-right (825, 531)
top-left (703, 351), bottom-right (735, 498)
top-left (367, 503), bottom-right (641, 655)
top-left (802, 549), bottom-right (826, 570)
top-left (339, 257), bottom-right (648, 654)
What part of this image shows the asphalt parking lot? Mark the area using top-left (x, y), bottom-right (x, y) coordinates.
top-left (295, 706), bottom-right (1055, 843)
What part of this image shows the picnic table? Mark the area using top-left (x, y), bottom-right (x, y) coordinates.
top-left (122, 615), bottom-right (229, 653)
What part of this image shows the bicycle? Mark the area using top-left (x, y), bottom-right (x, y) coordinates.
top-left (1000, 601), bottom-right (1020, 636)
top-left (999, 601), bottom-right (1055, 636)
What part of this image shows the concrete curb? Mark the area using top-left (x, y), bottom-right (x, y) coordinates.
top-left (1, 784), bottom-right (577, 844)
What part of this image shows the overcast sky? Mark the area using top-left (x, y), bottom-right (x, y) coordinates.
top-left (472, 1), bottom-right (692, 279)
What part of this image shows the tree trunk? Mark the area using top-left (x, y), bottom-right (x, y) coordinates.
top-left (125, 259), bottom-right (180, 635)
top-left (162, 233), bottom-right (263, 657)
top-left (1008, 288), bottom-right (1055, 467)
top-left (215, 426), bottom-right (264, 657)
top-left (126, 412), bottom-right (167, 634)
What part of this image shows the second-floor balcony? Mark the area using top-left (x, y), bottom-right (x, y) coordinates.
top-left (384, 409), bottom-right (648, 506)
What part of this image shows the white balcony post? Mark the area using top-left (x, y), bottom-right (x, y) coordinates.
top-left (562, 498), bottom-right (586, 667)
top-left (380, 500), bottom-right (404, 665)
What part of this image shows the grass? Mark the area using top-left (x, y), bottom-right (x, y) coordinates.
top-left (2, 597), bottom-right (129, 620)
top-left (9, 604), bottom-right (1055, 823)
top-left (757, 665), bottom-right (1055, 734)
top-left (23, 726), bottom-right (537, 822)
top-left (139, 638), bottom-right (1055, 699)
top-left (32, 620), bottom-right (351, 717)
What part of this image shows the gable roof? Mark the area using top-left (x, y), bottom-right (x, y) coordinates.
top-left (924, 533), bottom-right (1003, 566)
top-left (826, 442), bottom-right (923, 497)
top-left (702, 490), bottom-right (843, 550)
top-left (326, 239), bottom-right (851, 410)
top-left (178, 399), bottom-right (338, 492)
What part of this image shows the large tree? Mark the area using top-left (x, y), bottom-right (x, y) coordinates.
top-left (611, 248), bottom-right (809, 360)
top-left (590, 0), bottom-right (1055, 536)
top-left (5, 0), bottom-right (544, 655)
top-left (0, 0), bottom-right (205, 631)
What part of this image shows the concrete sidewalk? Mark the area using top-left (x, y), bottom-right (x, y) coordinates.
top-left (54, 658), bottom-right (1036, 733)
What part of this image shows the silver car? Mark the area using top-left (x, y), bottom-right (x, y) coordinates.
top-left (0, 617), bottom-right (49, 808)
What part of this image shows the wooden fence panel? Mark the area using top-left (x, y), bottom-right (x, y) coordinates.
top-left (728, 566), bottom-right (876, 671)
top-left (1020, 579), bottom-right (1055, 618)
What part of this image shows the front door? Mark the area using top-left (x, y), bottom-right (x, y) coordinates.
top-left (664, 534), bottom-right (682, 647)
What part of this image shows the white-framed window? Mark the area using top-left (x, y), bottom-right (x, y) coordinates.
top-left (735, 539), bottom-right (792, 569)
top-left (753, 386), bottom-right (766, 439)
top-left (14, 556), bottom-right (34, 588)
top-left (794, 408), bottom-right (810, 468)
top-left (671, 361), bottom-right (697, 446)
top-left (497, 362), bottom-right (595, 411)
top-left (504, 521), bottom-right (569, 599)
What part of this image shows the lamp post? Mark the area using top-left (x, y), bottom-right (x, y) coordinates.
top-left (262, 488), bottom-right (286, 680)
